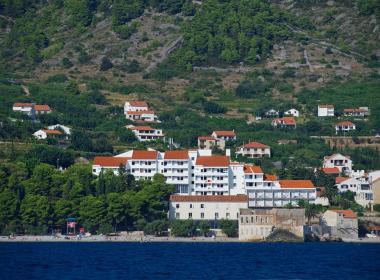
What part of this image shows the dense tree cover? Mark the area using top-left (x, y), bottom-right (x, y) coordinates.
top-left (0, 160), bottom-right (174, 235)
top-left (174, 0), bottom-right (290, 66)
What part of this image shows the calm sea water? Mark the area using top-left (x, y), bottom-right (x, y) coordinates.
top-left (0, 242), bottom-right (379, 279)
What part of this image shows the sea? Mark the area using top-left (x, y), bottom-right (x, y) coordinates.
top-left (0, 242), bottom-right (379, 279)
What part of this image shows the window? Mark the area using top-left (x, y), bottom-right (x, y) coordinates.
top-left (176, 204), bottom-right (180, 209)
top-left (188, 213), bottom-right (192, 219)
top-left (190, 204), bottom-right (193, 208)
top-left (215, 213), bottom-right (219, 219)
top-left (226, 213), bottom-right (230, 219)
top-left (201, 213), bottom-right (204, 219)
top-left (175, 213), bottom-right (180, 219)
top-left (241, 217), bottom-right (243, 223)
top-left (201, 204), bottom-right (204, 208)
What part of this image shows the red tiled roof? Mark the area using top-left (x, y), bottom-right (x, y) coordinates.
top-left (130, 126), bottom-right (155, 131)
top-left (273, 117), bottom-right (296, 125)
top-left (319, 104), bottom-right (334, 108)
top-left (322, 167), bottom-right (340, 174)
top-left (127, 110), bottom-right (155, 115)
top-left (331, 209), bottom-right (357, 219)
top-left (198, 136), bottom-right (217, 141)
top-left (265, 174), bottom-right (277, 181)
top-left (343, 108), bottom-right (367, 113)
top-left (336, 121), bottom-right (355, 127)
top-left (164, 150), bottom-right (189, 160)
top-left (34, 105), bottom-right (51, 111)
top-left (13, 103), bottom-right (33, 107)
top-left (129, 101), bottom-right (148, 107)
top-left (42, 129), bottom-right (62, 135)
top-left (244, 164), bottom-right (263, 174)
top-left (336, 177), bottom-right (349, 184)
top-left (241, 141), bottom-right (269, 148)
top-left (131, 150), bottom-right (158, 160)
top-left (213, 130), bottom-right (236, 137)
top-left (170, 195), bottom-right (248, 202)
top-left (93, 157), bottom-right (130, 167)
top-left (279, 180), bottom-right (315, 189)
top-left (196, 156), bottom-right (230, 167)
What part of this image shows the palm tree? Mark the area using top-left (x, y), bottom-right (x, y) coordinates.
top-left (298, 199), bottom-right (323, 225)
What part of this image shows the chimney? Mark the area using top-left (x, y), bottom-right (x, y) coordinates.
top-left (226, 149), bottom-right (231, 157)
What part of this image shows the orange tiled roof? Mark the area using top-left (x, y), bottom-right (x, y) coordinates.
top-left (343, 108), bottom-right (367, 113)
top-left (130, 126), bottom-right (155, 131)
top-left (244, 164), bottom-right (263, 174)
top-left (322, 167), bottom-right (340, 174)
top-left (164, 150), bottom-right (189, 160)
top-left (131, 150), bottom-right (158, 160)
top-left (241, 141), bottom-right (269, 148)
top-left (274, 117), bottom-right (296, 125)
top-left (213, 130), bottom-right (236, 137)
top-left (34, 105), bottom-right (51, 111)
top-left (265, 174), bottom-right (277, 181)
top-left (336, 176), bottom-right (349, 184)
top-left (198, 136), bottom-right (217, 141)
top-left (319, 104), bottom-right (334, 108)
top-left (170, 195), bottom-right (248, 202)
top-left (279, 180), bottom-right (315, 189)
top-left (129, 101), bottom-right (148, 107)
top-left (331, 209), bottom-right (357, 219)
top-left (196, 156), bottom-right (230, 167)
top-left (13, 103), bottom-right (33, 107)
top-left (42, 129), bottom-right (62, 135)
top-left (93, 157), bottom-right (130, 167)
top-left (336, 121), bottom-right (355, 126)
top-left (127, 110), bottom-right (155, 115)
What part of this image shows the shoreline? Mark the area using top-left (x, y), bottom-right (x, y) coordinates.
top-left (1, 235), bottom-right (380, 243)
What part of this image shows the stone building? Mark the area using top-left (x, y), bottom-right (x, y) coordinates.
top-left (238, 208), bottom-right (305, 241)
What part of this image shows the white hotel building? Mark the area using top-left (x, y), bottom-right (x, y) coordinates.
top-left (93, 149), bottom-right (317, 209)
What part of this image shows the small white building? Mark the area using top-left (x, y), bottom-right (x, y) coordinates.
top-left (33, 129), bottom-right (63, 140)
top-left (47, 124), bottom-right (71, 135)
top-left (125, 110), bottom-right (159, 123)
top-left (265, 109), bottom-right (279, 118)
top-left (124, 101), bottom-right (149, 114)
top-left (127, 125), bottom-right (164, 142)
top-left (335, 121), bottom-right (356, 134)
top-left (211, 130), bottom-right (236, 141)
top-left (323, 154), bottom-right (353, 175)
top-left (13, 103), bottom-right (51, 116)
top-left (318, 104), bottom-right (334, 117)
top-left (169, 195), bottom-right (248, 220)
top-left (236, 141), bottom-right (271, 158)
top-left (284, 108), bottom-right (300, 118)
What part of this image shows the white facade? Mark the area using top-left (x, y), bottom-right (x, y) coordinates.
top-left (323, 154), bottom-right (353, 175)
top-left (343, 107), bottom-right (369, 117)
top-left (127, 125), bottom-right (164, 142)
top-left (335, 122), bottom-right (356, 134)
top-left (125, 111), bottom-right (159, 122)
top-left (284, 108), bottom-right (299, 117)
top-left (33, 130), bottom-right (48, 139)
top-left (13, 103), bottom-right (34, 115)
top-left (123, 101), bottom-right (149, 114)
top-left (169, 195), bottom-right (247, 220)
top-left (336, 177), bottom-right (373, 208)
top-left (236, 142), bottom-right (271, 158)
top-left (211, 131), bottom-right (236, 141)
top-left (265, 109), bottom-right (279, 117)
top-left (318, 105), bottom-right (334, 117)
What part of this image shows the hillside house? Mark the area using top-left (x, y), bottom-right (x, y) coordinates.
top-left (265, 109), bottom-right (279, 118)
top-left (318, 104), bottom-right (334, 117)
top-left (47, 124), bottom-right (71, 135)
top-left (127, 125), bottom-right (164, 142)
top-left (335, 177), bottom-right (373, 208)
top-left (124, 101), bottom-right (149, 114)
top-left (13, 103), bottom-right (52, 116)
top-left (33, 129), bottom-right (63, 140)
top-left (125, 110), bottom-right (159, 123)
top-left (343, 107), bottom-right (369, 117)
top-left (211, 130), bottom-right (236, 141)
top-left (323, 153), bottom-right (353, 175)
top-left (284, 108), bottom-right (300, 117)
top-left (235, 141), bottom-right (271, 158)
top-left (335, 121), bottom-right (356, 134)
top-left (271, 117), bottom-right (296, 129)
top-left (198, 136), bottom-right (225, 150)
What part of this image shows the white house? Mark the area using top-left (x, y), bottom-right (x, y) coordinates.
top-left (47, 124), bottom-right (71, 135)
top-left (335, 121), bottom-right (356, 134)
top-left (265, 109), bottom-right (279, 118)
top-left (127, 125), bottom-right (164, 142)
top-left (284, 108), bottom-right (300, 117)
top-left (169, 195), bottom-right (248, 221)
top-left (211, 130), bottom-right (236, 141)
top-left (125, 110), bottom-right (159, 122)
top-left (124, 101), bottom-right (149, 114)
top-left (335, 176), bottom-right (373, 208)
top-left (318, 105), bottom-right (334, 117)
top-left (235, 141), bottom-right (271, 158)
top-left (13, 103), bottom-right (51, 116)
top-left (198, 136), bottom-right (225, 150)
top-left (343, 107), bottom-right (369, 117)
top-left (271, 117), bottom-right (296, 129)
top-left (323, 153), bottom-right (353, 175)
top-left (33, 129), bottom-right (63, 140)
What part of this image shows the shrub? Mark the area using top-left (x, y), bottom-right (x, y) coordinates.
top-left (98, 223), bottom-right (113, 234)
top-left (100, 57), bottom-right (113, 71)
top-left (170, 220), bottom-right (196, 237)
top-left (61, 57), bottom-right (74, 69)
top-left (203, 101), bottom-right (227, 114)
top-left (219, 219), bottom-right (238, 237)
top-left (374, 204), bottom-right (380, 213)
